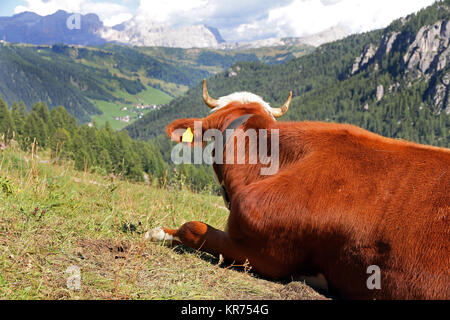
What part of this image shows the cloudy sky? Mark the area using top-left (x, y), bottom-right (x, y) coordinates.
top-left (1, 0), bottom-right (438, 41)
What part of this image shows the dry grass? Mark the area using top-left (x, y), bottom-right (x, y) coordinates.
top-left (0, 145), bottom-right (325, 300)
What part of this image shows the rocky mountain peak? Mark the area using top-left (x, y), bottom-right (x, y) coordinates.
top-left (401, 19), bottom-right (450, 115)
top-left (431, 71), bottom-right (450, 114)
top-left (351, 43), bottom-right (377, 75)
top-left (403, 20), bottom-right (450, 76)
top-left (100, 20), bottom-right (223, 48)
top-left (351, 31), bottom-right (401, 75)
top-left (350, 13), bottom-right (450, 115)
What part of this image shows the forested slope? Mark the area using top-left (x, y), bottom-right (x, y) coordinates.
top-left (126, 1), bottom-right (450, 148)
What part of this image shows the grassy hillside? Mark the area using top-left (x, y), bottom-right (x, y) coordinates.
top-left (0, 145), bottom-right (323, 300)
top-left (90, 86), bottom-right (172, 130)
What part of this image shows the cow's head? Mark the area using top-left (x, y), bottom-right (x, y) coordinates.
top-left (167, 79), bottom-right (292, 144)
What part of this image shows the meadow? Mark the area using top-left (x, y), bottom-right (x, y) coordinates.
top-left (90, 86), bottom-right (173, 130)
top-left (0, 144), bottom-right (323, 300)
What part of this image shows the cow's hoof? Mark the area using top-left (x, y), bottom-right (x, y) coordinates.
top-left (145, 227), bottom-right (178, 244)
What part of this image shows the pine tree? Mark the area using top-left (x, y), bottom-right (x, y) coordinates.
top-left (98, 149), bottom-right (113, 173)
top-left (24, 112), bottom-right (48, 149)
top-left (0, 96), bottom-right (15, 142)
top-left (51, 128), bottom-right (71, 157)
top-left (11, 101), bottom-right (27, 136)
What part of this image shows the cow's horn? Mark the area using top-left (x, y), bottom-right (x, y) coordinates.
top-left (270, 91), bottom-right (292, 118)
top-left (202, 79), bottom-right (219, 109)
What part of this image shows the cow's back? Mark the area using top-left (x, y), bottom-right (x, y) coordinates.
top-left (302, 124), bottom-right (450, 299)
top-left (272, 122), bottom-right (450, 299)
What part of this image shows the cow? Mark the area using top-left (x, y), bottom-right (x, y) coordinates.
top-left (147, 79), bottom-right (450, 300)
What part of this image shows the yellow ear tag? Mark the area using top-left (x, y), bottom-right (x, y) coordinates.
top-left (181, 127), bottom-right (194, 143)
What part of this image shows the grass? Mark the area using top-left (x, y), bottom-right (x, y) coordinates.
top-left (0, 144), bottom-right (324, 300)
top-left (115, 86), bottom-right (172, 105)
top-left (90, 86), bottom-right (173, 130)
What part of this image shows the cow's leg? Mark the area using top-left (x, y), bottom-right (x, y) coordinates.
top-left (146, 221), bottom-right (245, 259)
top-left (145, 226), bottom-right (182, 245)
top-left (146, 221), bottom-right (280, 276)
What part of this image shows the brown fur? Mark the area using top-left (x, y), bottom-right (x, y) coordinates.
top-left (165, 101), bottom-right (450, 300)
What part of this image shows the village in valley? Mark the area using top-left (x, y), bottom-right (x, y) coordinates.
top-left (114, 103), bottom-right (164, 123)
top-left (88, 88), bottom-right (173, 130)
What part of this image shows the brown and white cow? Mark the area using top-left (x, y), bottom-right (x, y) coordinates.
top-left (147, 79), bottom-right (450, 300)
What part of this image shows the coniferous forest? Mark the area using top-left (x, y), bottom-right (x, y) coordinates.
top-left (0, 96), bottom-right (226, 193)
top-left (0, 98), bottom-right (165, 183)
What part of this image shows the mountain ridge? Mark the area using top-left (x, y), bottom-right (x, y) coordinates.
top-left (0, 10), bottom-right (346, 49)
top-left (0, 10), bottom-right (106, 46)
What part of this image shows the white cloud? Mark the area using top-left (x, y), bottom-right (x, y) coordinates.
top-left (102, 12), bottom-right (133, 26)
top-left (81, 2), bottom-right (133, 26)
top-left (14, 0), bottom-right (133, 27)
top-left (229, 0), bottom-right (437, 41)
top-left (270, 0), bottom-right (436, 36)
top-left (14, 0), bottom-right (84, 16)
top-left (136, 0), bottom-right (209, 24)
top-left (133, 0), bottom-right (291, 38)
top-left (14, 0), bottom-right (438, 40)
top-left (133, 0), bottom-right (437, 41)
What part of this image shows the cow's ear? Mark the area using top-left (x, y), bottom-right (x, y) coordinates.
top-left (166, 118), bottom-right (204, 147)
top-left (181, 127), bottom-right (194, 143)
top-left (167, 118), bottom-right (192, 141)
top-left (169, 128), bottom-right (186, 143)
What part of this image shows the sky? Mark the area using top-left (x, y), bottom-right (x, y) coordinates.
top-left (0, 0), bottom-right (438, 42)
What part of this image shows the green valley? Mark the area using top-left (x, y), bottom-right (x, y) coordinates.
top-left (90, 86), bottom-right (172, 130)
top-left (0, 42), bottom-right (313, 128)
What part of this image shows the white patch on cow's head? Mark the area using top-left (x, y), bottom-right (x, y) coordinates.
top-left (210, 92), bottom-right (275, 119)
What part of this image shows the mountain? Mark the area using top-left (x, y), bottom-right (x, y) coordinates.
top-left (125, 1), bottom-right (450, 149)
top-left (300, 25), bottom-right (350, 47)
top-left (0, 10), bottom-right (344, 49)
top-left (0, 10), bottom-right (224, 49)
top-left (218, 25), bottom-right (350, 50)
top-left (100, 16), bottom-right (225, 48)
top-left (0, 10), bottom-right (106, 46)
